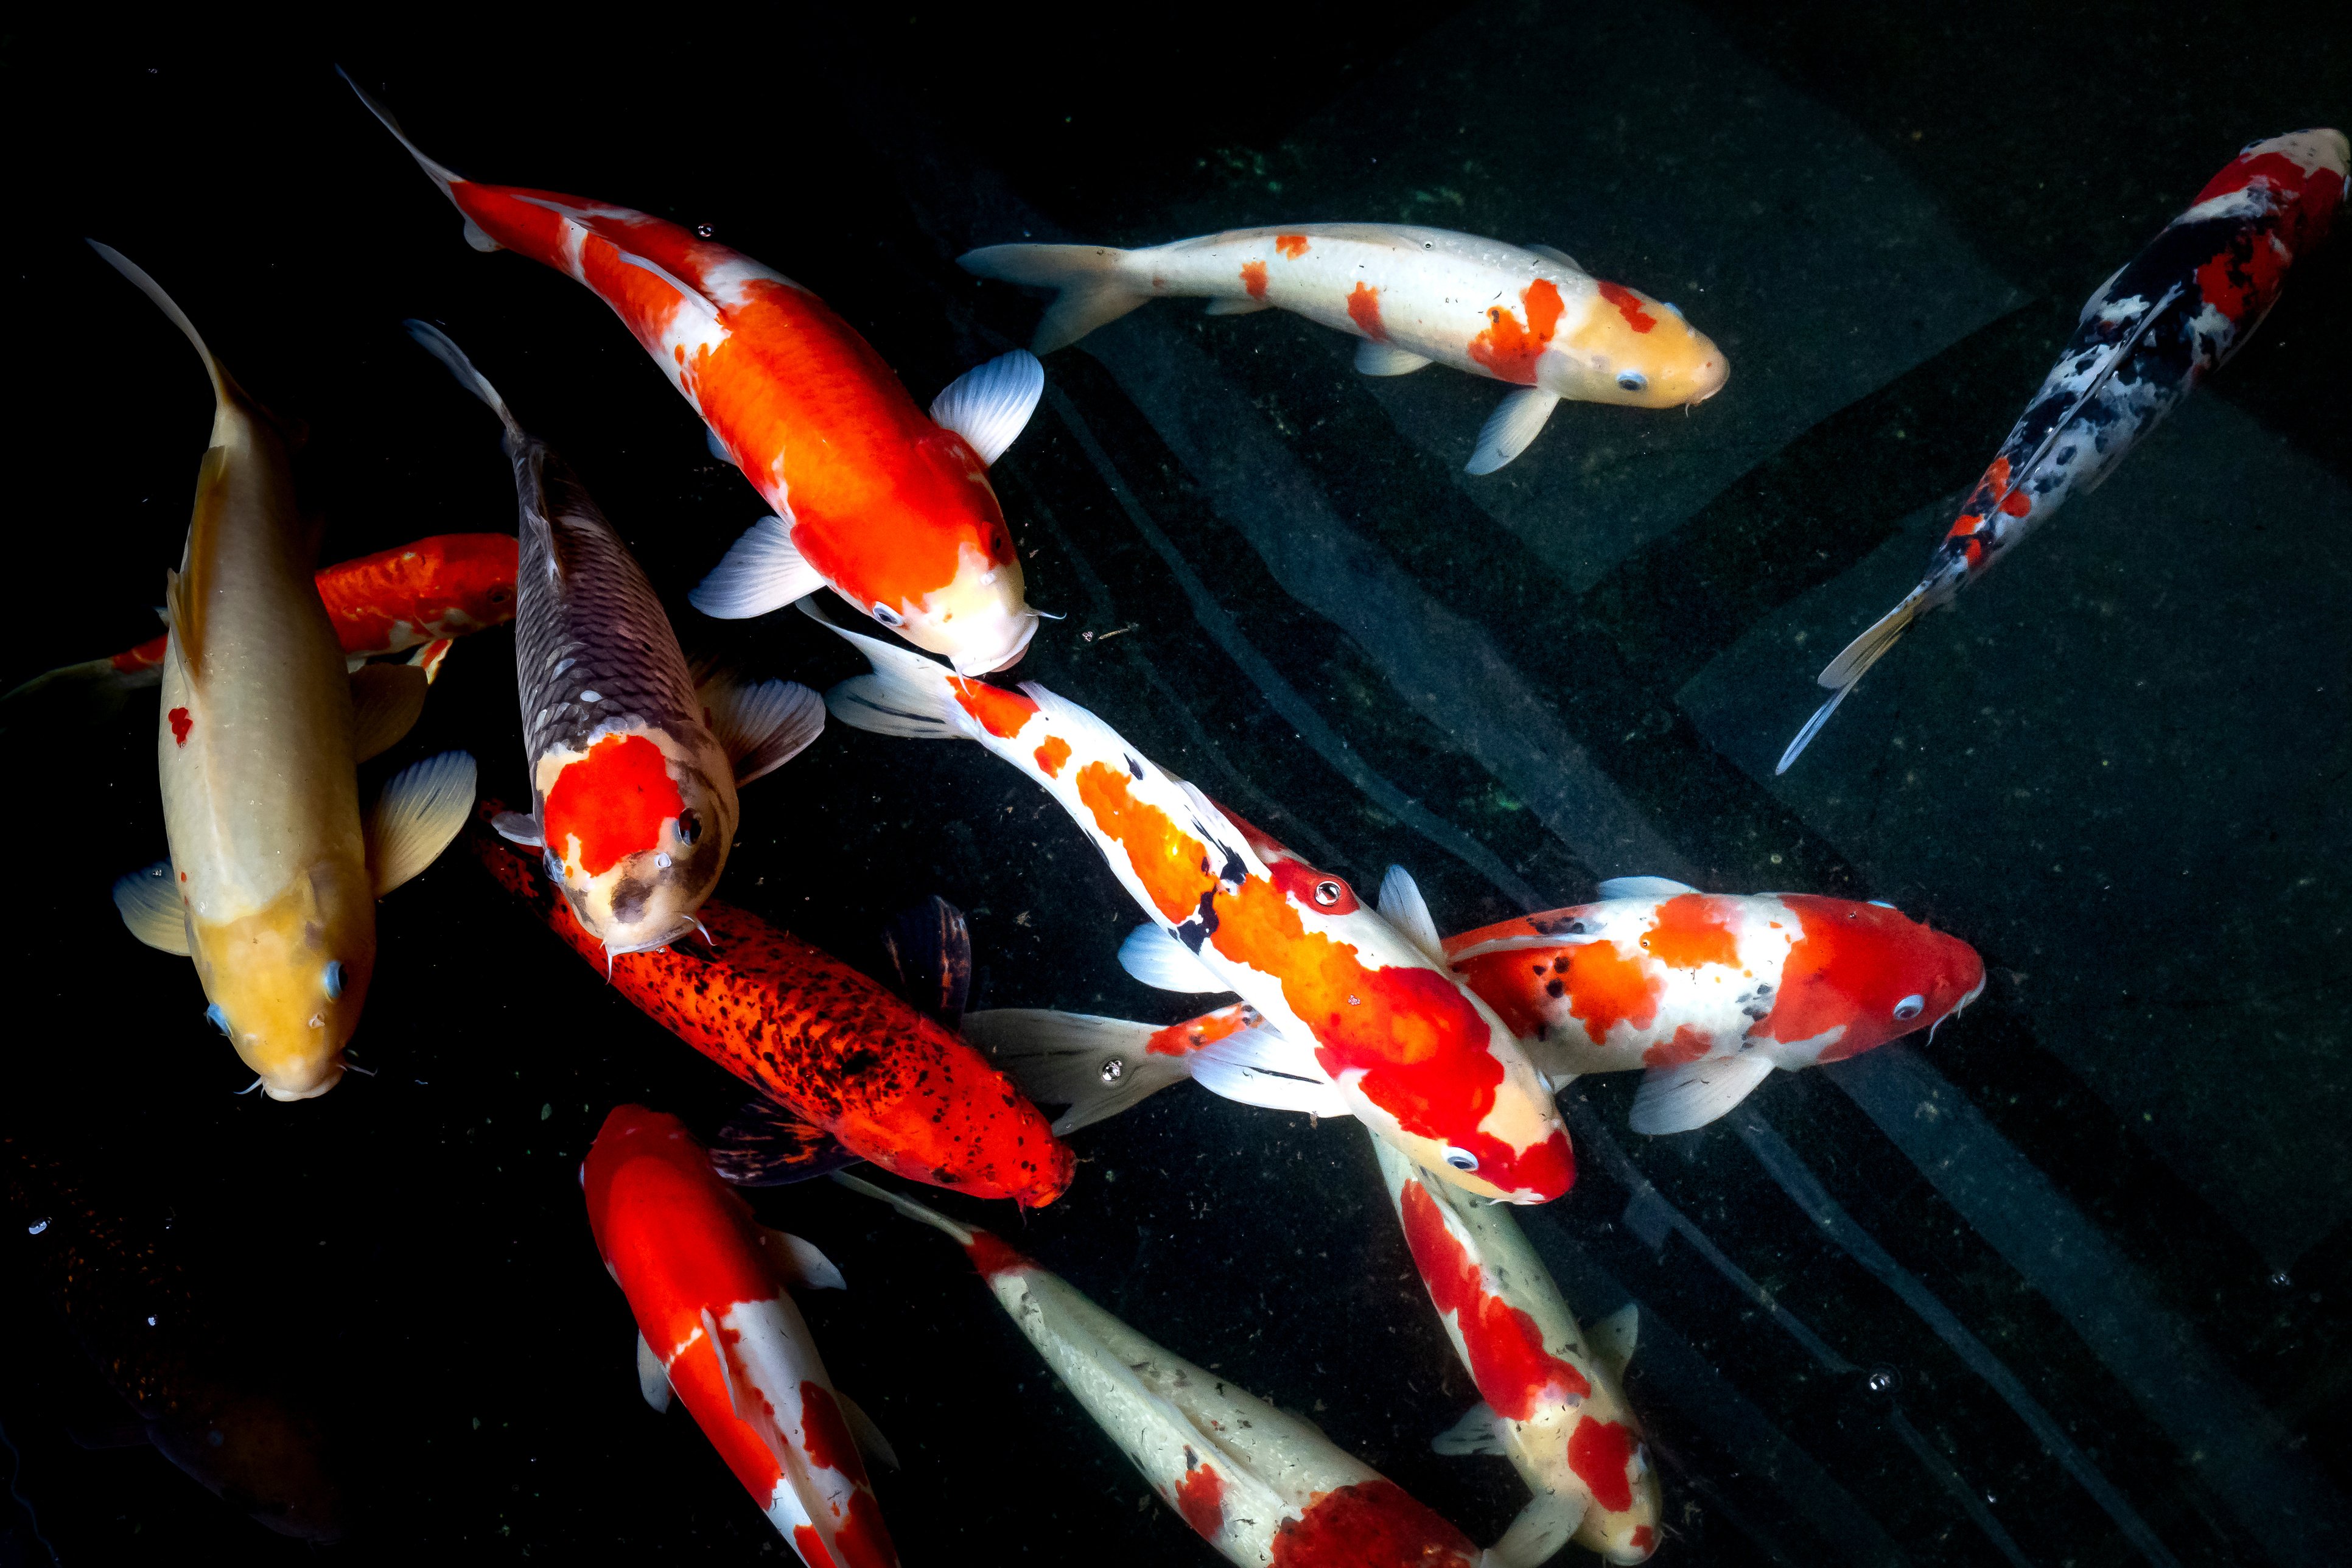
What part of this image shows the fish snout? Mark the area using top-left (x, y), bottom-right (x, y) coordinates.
top-left (261, 1061), bottom-right (345, 1101)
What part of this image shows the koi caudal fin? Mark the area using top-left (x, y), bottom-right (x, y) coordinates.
top-left (958, 244), bottom-right (1149, 354)
top-left (337, 68), bottom-right (502, 253)
top-left (806, 604), bottom-right (982, 742)
top-left (1774, 586), bottom-right (1928, 774)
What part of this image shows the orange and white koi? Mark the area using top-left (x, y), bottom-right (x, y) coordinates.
top-left (971, 872), bottom-right (1983, 1135)
top-left (0, 533), bottom-right (516, 733)
top-left (839, 1172), bottom-right (1487, 1568)
top-left (584, 1107), bottom-right (898, 1568)
top-left (962, 226), bottom-right (1726, 473)
top-left (1373, 1135), bottom-right (1661, 1564)
top-left (97, 245), bottom-right (476, 1101)
top-left (343, 72), bottom-right (1047, 673)
top-left (818, 614), bottom-right (1572, 1201)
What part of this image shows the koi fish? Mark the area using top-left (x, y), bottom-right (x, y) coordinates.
top-left (961, 225), bottom-right (1726, 474)
top-left (343, 72), bottom-right (1048, 674)
top-left (967, 871), bottom-right (1983, 1135)
top-left (1780, 129), bottom-right (2350, 771)
top-left (1373, 1134), bottom-right (1661, 1565)
top-left (837, 1172), bottom-right (1494, 1568)
top-left (0, 532), bottom-right (517, 733)
top-left (817, 612), bottom-right (1573, 1202)
top-left (407, 323), bottom-right (824, 959)
top-left (473, 806), bottom-right (1074, 1206)
top-left (584, 1107), bottom-right (898, 1567)
top-left (96, 245), bottom-right (476, 1101)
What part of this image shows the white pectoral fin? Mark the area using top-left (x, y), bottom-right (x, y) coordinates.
top-left (349, 661), bottom-right (430, 763)
top-left (761, 1228), bottom-right (846, 1292)
top-left (1203, 296), bottom-right (1273, 316)
top-left (366, 751), bottom-right (479, 897)
top-left (1376, 865), bottom-right (1446, 964)
top-left (1354, 340), bottom-right (1435, 376)
top-left (1627, 1052), bottom-right (1775, 1135)
top-left (958, 1009), bottom-right (1194, 1135)
top-left (834, 1390), bottom-right (900, 1471)
top-left (1191, 1026), bottom-right (1348, 1118)
top-left (490, 811), bottom-right (544, 849)
top-left (1525, 243), bottom-right (1583, 270)
top-left (1595, 876), bottom-right (1697, 900)
top-left (635, 1332), bottom-right (673, 1414)
top-left (928, 349), bottom-right (1044, 467)
top-left (702, 676), bottom-right (826, 786)
top-left (1118, 924), bottom-right (1233, 994)
top-left (113, 860), bottom-right (189, 956)
top-left (1589, 1302), bottom-right (1639, 1377)
top-left (1467, 387), bottom-right (1563, 475)
top-left (1488, 1491), bottom-right (1589, 1568)
top-left (705, 425), bottom-right (732, 464)
top-left (688, 514), bottom-right (826, 620)
top-left (1433, 1402), bottom-right (1510, 1457)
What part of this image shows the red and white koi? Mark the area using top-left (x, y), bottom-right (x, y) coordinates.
top-left (585, 1107), bottom-right (897, 1567)
top-left (1781, 129), bottom-right (2349, 770)
top-left (970, 871), bottom-right (1983, 1135)
top-left (344, 73), bottom-right (1047, 673)
top-left (819, 615), bottom-right (1573, 1202)
top-left (838, 1172), bottom-right (1489, 1567)
top-left (1373, 1136), bottom-right (1661, 1564)
top-left (962, 225), bottom-right (1726, 473)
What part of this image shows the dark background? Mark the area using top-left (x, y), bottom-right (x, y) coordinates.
top-left (2, 6), bottom-right (2347, 1564)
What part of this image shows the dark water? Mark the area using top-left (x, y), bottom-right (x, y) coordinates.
top-left (5, 9), bottom-right (2348, 1564)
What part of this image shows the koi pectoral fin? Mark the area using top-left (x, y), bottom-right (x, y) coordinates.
top-left (1467, 387), bottom-right (1563, 475)
top-left (701, 675), bottom-right (825, 787)
top-left (835, 1390), bottom-right (900, 1471)
top-left (1355, 340), bottom-right (1434, 376)
top-left (707, 1101), bottom-right (860, 1187)
top-left (1488, 1491), bottom-right (1589, 1568)
top-left (349, 661), bottom-right (429, 763)
top-left (367, 751), bottom-right (479, 897)
top-left (688, 515), bottom-right (825, 621)
top-left (1433, 1402), bottom-right (1510, 1457)
top-left (489, 811), bottom-right (544, 849)
top-left (634, 1332), bottom-right (672, 1414)
top-left (880, 895), bottom-right (972, 1029)
top-left (1589, 1301), bottom-right (1639, 1377)
top-left (113, 859), bottom-right (191, 956)
top-left (1627, 1052), bottom-right (1775, 1135)
top-left (1376, 865), bottom-right (1446, 964)
top-left (929, 348), bottom-right (1045, 466)
top-left (759, 1228), bottom-right (847, 1292)
top-left (705, 425), bottom-right (731, 465)
top-left (960, 1009), bottom-right (1194, 1136)
top-left (1118, 924), bottom-right (1233, 994)
top-left (1205, 296), bottom-right (1273, 316)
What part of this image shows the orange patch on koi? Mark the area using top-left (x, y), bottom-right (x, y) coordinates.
top-left (1596, 281), bottom-right (1657, 333)
top-left (1561, 941), bottom-right (1661, 1043)
top-left (1273, 234), bottom-right (1309, 259)
top-left (1467, 279), bottom-right (1566, 384)
top-left (1346, 281), bottom-right (1385, 341)
top-left (1034, 735), bottom-right (1071, 777)
top-left (950, 676), bottom-right (1038, 740)
top-left (542, 733), bottom-right (685, 877)
top-left (1241, 261), bottom-right (1269, 299)
top-left (1074, 763), bottom-right (1219, 925)
top-left (1643, 894), bottom-right (1739, 970)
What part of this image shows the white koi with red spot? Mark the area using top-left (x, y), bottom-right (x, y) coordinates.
top-left (817, 612), bottom-right (1573, 1202)
top-left (961, 225), bottom-right (1726, 472)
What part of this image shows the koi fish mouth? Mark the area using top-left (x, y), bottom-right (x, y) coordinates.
top-left (950, 608), bottom-right (1043, 676)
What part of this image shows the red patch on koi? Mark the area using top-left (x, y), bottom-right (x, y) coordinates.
top-left (797, 1382), bottom-right (857, 1474)
top-left (963, 1228), bottom-right (1031, 1277)
top-left (1631, 1525), bottom-right (1656, 1554)
top-left (1346, 282), bottom-right (1385, 341)
top-left (1999, 489), bottom-right (2032, 517)
top-left (1643, 894), bottom-right (1738, 970)
top-left (949, 676), bottom-right (1038, 739)
top-left (1468, 279), bottom-right (1567, 383)
top-left (1148, 1004), bottom-right (1253, 1056)
top-left (1597, 281), bottom-right (1658, 332)
top-left (794, 1525), bottom-right (832, 1566)
top-left (1274, 234), bottom-right (1309, 259)
top-left (115, 635), bottom-right (167, 674)
top-left (1643, 1024), bottom-right (1712, 1068)
top-left (168, 707), bottom-right (191, 746)
top-left (542, 733), bottom-right (685, 877)
top-left (1567, 1418), bottom-right (1638, 1513)
top-left (1269, 1480), bottom-right (1479, 1568)
top-left (830, 1492), bottom-right (896, 1568)
top-left (1175, 1452), bottom-right (1226, 1538)
top-left (1034, 735), bottom-right (1071, 777)
top-left (1399, 1182), bottom-right (1591, 1417)
top-left (1241, 261), bottom-right (1270, 300)
top-left (1561, 941), bottom-right (1662, 1043)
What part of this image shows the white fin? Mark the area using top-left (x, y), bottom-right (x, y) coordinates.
top-left (835, 1390), bottom-right (900, 1471)
top-left (1489, 1493), bottom-right (1589, 1568)
top-left (928, 349), bottom-right (1044, 467)
top-left (337, 68), bottom-right (465, 196)
top-left (461, 219), bottom-right (501, 253)
top-left (366, 751), bottom-right (479, 897)
top-left (491, 811), bottom-right (544, 848)
top-left (1589, 1302), bottom-right (1639, 1377)
top-left (1627, 1052), bottom-right (1775, 1135)
top-left (112, 860), bottom-right (189, 956)
top-left (1355, 340), bottom-right (1434, 376)
top-left (1118, 924), bottom-right (1233, 994)
top-left (635, 1332), bottom-right (672, 1413)
top-left (832, 1171), bottom-right (982, 1248)
top-left (1466, 387), bottom-right (1563, 475)
top-left (404, 320), bottom-right (527, 448)
top-left (960, 1009), bottom-right (1194, 1135)
top-left (349, 662), bottom-right (429, 764)
top-left (957, 243), bottom-right (1149, 354)
top-left (1595, 876), bottom-right (1697, 900)
top-left (1376, 866), bottom-right (1446, 964)
top-left (1433, 1402), bottom-right (1510, 1457)
top-left (705, 425), bottom-right (732, 464)
top-left (809, 605), bottom-right (971, 740)
top-left (1525, 243), bottom-right (1584, 271)
top-left (689, 516), bottom-right (825, 620)
top-left (88, 243), bottom-right (228, 407)
top-left (761, 1229), bottom-right (845, 1292)
top-left (1205, 296), bottom-right (1274, 316)
top-left (702, 676), bottom-right (825, 786)
top-left (1779, 587), bottom-right (1927, 774)
top-left (1189, 1053), bottom-right (1351, 1118)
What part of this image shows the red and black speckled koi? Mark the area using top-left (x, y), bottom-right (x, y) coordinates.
top-left (472, 804), bottom-right (1072, 1207)
top-left (1782, 129), bottom-right (2349, 771)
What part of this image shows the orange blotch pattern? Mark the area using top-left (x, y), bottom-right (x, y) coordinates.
top-left (1034, 735), bottom-right (1071, 778)
top-left (1567, 1418), bottom-right (1639, 1513)
top-left (1075, 763), bottom-right (1219, 924)
top-left (1346, 281), bottom-right (1386, 341)
top-left (1642, 1024), bottom-right (1712, 1068)
top-left (1175, 1454), bottom-right (1226, 1538)
top-left (948, 676), bottom-right (1038, 740)
top-left (1147, 1004), bottom-right (1255, 1057)
top-left (1399, 1182), bottom-right (1592, 1419)
top-left (1595, 281), bottom-right (1658, 333)
top-left (1468, 279), bottom-right (1567, 383)
top-left (1273, 234), bottom-right (1309, 259)
top-left (1241, 261), bottom-right (1270, 299)
top-left (1561, 942), bottom-right (1662, 1043)
top-left (542, 733), bottom-right (684, 877)
top-left (1643, 894), bottom-right (1739, 970)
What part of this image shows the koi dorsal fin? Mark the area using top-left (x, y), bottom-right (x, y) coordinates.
top-left (1595, 877), bottom-right (1697, 901)
top-left (1376, 865), bottom-right (1446, 965)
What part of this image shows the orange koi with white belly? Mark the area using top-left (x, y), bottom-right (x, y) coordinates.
top-left (343, 72), bottom-right (1046, 673)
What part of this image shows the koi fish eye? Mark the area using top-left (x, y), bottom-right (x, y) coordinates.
top-left (1892, 994), bottom-right (1926, 1021)
top-left (1443, 1147), bottom-right (1480, 1172)
top-left (1616, 371), bottom-right (1648, 393)
top-left (1312, 879), bottom-right (1346, 908)
top-left (871, 603), bottom-right (905, 629)
top-left (205, 1003), bottom-right (231, 1037)
top-left (323, 961), bottom-right (344, 1001)
top-left (676, 809), bottom-right (702, 847)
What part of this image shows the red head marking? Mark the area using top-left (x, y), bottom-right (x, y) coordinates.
top-left (1596, 282), bottom-right (1658, 333)
top-left (1273, 234), bottom-right (1309, 259)
top-left (1399, 1181), bottom-right (1591, 1418)
top-left (1468, 280), bottom-right (1568, 383)
top-left (1346, 282), bottom-right (1385, 341)
top-left (542, 734), bottom-right (685, 877)
top-left (1240, 261), bottom-right (1270, 300)
top-left (168, 707), bottom-right (192, 746)
top-left (1759, 898), bottom-right (1984, 1061)
top-left (1567, 1419), bottom-right (1639, 1513)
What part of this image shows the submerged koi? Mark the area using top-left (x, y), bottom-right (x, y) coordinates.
top-left (0, 533), bottom-right (517, 733)
top-left (839, 1172), bottom-right (1487, 1568)
top-left (584, 1107), bottom-right (898, 1567)
top-left (474, 807), bottom-right (1073, 1206)
top-left (1781, 129), bottom-right (2350, 771)
top-left (971, 871), bottom-right (1983, 1135)
top-left (819, 614), bottom-right (1572, 1202)
top-left (96, 245), bottom-right (476, 1100)
top-left (1373, 1135), bottom-right (1661, 1564)
top-left (343, 72), bottom-right (1048, 673)
top-left (962, 225), bottom-right (1726, 473)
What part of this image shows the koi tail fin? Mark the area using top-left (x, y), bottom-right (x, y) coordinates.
top-left (1774, 586), bottom-right (1928, 774)
top-left (958, 243), bottom-right (1150, 354)
top-left (402, 320), bottom-right (527, 452)
top-left (337, 68), bottom-right (503, 251)
top-left (960, 1010), bottom-right (1195, 1135)
top-left (803, 603), bottom-right (981, 742)
top-left (832, 1171), bottom-right (982, 1248)
top-left (88, 242), bottom-right (237, 412)
top-left (0, 657), bottom-right (152, 737)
